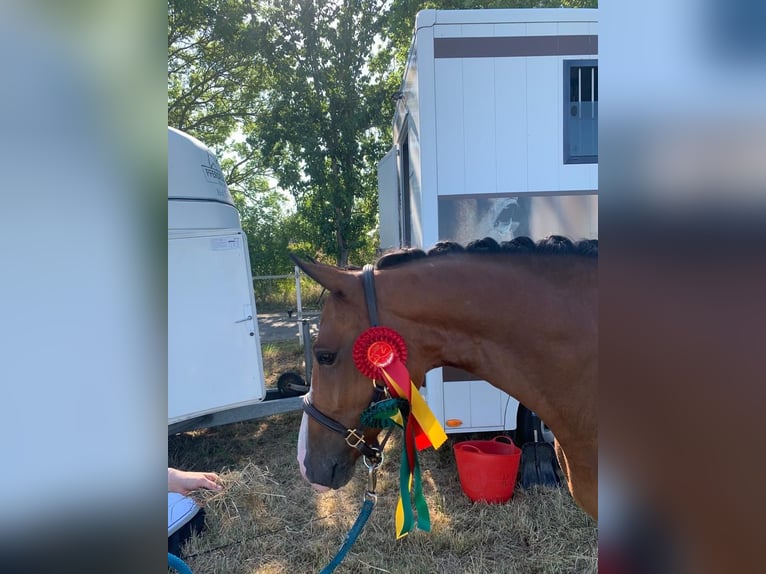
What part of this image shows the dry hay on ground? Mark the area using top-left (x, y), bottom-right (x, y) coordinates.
top-left (170, 411), bottom-right (597, 574)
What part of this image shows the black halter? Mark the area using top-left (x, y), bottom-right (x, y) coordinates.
top-left (302, 264), bottom-right (388, 462)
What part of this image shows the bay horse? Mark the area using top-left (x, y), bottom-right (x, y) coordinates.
top-left (294, 236), bottom-right (597, 519)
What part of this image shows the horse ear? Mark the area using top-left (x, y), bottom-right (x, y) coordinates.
top-left (289, 254), bottom-right (355, 296)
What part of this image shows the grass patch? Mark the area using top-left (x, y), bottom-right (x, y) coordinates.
top-left (253, 278), bottom-right (326, 314)
top-left (169, 347), bottom-right (597, 573)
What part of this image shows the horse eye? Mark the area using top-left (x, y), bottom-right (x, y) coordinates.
top-left (315, 351), bottom-right (337, 366)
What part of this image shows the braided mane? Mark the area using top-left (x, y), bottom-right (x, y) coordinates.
top-left (375, 235), bottom-right (597, 269)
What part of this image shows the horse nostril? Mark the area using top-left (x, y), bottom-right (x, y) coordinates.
top-left (329, 463), bottom-right (339, 482)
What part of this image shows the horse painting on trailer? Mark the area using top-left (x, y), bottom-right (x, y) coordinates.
top-left (295, 236), bottom-right (598, 519)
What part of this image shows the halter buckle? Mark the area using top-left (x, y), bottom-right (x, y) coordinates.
top-left (372, 380), bottom-right (390, 400)
top-left (344, 428), bottom-right (366, 449)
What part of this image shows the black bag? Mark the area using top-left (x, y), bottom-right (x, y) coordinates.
top-left (518, 442), bottom-right (561, 488)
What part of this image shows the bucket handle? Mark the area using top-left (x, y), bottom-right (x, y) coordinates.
top-left (458, 444), bottom-right (481, 453)
top-left (492, 435), bottom-right (515, 445)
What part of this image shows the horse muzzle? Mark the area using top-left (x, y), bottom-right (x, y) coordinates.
top-left (297, 412), bottom-right (358, 491)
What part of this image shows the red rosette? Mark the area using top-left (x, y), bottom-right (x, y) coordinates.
top-left (353, 326), bottom-right (408, 379)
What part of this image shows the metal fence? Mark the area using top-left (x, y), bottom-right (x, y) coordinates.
top-left (252, 266), bottom-right (317, 345)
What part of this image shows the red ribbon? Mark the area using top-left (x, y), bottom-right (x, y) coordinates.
top-left (353, 327), bottom-right (436, 451)
top-left (353, 326), bottom-right (448, 538)
top-left (353, 327), bottom-right (407, 379)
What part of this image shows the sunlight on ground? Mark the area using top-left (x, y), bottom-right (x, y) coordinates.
top-left (252, 559), bottom-right (289, 574)
top-left (313, 485), bottom-right (366, 530)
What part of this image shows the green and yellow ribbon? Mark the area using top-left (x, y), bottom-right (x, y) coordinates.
top-left (354, 327), bottom-right (448, 538)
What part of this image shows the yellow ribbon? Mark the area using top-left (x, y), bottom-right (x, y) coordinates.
top-left (380, 369), bottom-right (447, 450)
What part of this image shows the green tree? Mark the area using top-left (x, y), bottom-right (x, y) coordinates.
top-left (251, 0), bottom-right (389, 266)
top-left (169, 0), bottom-right (264, 145)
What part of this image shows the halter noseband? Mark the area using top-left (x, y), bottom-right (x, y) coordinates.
top-left (302, 264), bottom-right (387, 461)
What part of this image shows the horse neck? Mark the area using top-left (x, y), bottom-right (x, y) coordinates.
top-left (375, 254), bottom-right (597, 416)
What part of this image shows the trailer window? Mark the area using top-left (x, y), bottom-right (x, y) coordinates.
top-left (564, 60), bottom-right (598, 164)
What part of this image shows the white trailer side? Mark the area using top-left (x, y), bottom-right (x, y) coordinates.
top-left (168, 127), bottom-right (267, 428)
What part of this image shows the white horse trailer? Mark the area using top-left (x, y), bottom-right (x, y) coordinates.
top-left (168, 127), bottom-right (268, 430)
top-left (378, 8), bottom-right (598, 435)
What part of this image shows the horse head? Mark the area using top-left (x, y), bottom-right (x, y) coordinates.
top-left (291, 238), bottom-right (599, 520)
top-left (292, 257), bottom-right (387, 491)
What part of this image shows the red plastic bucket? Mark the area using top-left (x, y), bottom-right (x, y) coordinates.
top-left (453, 436), bottom-right (522, 504)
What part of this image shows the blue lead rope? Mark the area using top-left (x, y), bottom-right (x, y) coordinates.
top-left (168, 552), bottom-right (193, 574)
top-left (319, 497), bottom-right (376, 574)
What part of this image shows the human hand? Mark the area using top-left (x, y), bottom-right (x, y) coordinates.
top-left (168, 467), bottom-right (223, 495)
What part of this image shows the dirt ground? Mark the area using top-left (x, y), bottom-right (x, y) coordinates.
top-left (256, 311), bottom-right (319, 343)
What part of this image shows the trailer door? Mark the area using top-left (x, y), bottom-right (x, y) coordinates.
top-left (168, 231), bottom-right (265, 424)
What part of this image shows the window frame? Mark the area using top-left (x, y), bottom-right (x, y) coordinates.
top-left (563, 59), bottom-right (598, 165)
